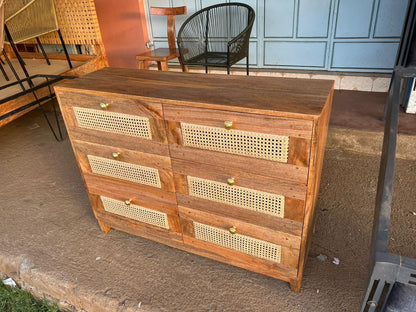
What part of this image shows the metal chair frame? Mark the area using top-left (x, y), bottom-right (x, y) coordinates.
top-left (177, 2), bottom-right (255, 75)
top-left (0, 74), bottom-right (75, 141)
top-left (360, 65), bottom-right (416, 312)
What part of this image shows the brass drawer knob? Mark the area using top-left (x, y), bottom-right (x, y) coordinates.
top-left (226, 177), bottom-right (235, 186)
top-left (112, 152), bottom-right (120, 159)
top-left (100, 103), bottom-right (110, 110)
top-left (224, 120), bottom-right (233, 130)
top-left (124, 199), bottom-right (132, 205)
top-left (229, 226), bottom-right (237, 234)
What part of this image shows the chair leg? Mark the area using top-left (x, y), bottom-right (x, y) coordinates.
top-left (0, 61), bottom-right (9, 81)
top-left (205, 66), bottom-right (208, 74)
top-left (157, 61), bottom-right (162, 70)
top-left (3, 50), bottom-right (25, 91)
top-left (227, 65), bottom-right (230, 75)
top-left (246, 56), bottom-right (249, 76)
top-left (160, 61), bottom-right (169, 71)
top-left (4, 25), bottom-right (32, 87)
top-left (178, 57), bottom-right (188, 72)
top-left (36, 37), bottom-right (51, 65)
top-left (138, 60), bottom-right (146, 70)
top-left (57, 29), bottom-right (73, 69)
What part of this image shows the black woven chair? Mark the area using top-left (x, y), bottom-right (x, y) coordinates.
top-left (177, 2), bottom-right (255, 75)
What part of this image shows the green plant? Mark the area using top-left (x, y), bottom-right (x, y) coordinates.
top-left (0, 282), bottom-right (60, 312)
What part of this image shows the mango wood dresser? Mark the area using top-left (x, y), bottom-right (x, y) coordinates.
top-left (55, 67), bottom-right (334, 292)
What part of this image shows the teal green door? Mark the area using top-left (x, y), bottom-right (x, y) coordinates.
top-left (145, 0), bottom-right (409, 72)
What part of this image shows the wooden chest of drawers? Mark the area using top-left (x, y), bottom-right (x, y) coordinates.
top-left (55, 67), bottom-right (333, 292)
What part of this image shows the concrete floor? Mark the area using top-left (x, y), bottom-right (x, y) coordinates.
top-left (0, 90), bottom-right (415, 312)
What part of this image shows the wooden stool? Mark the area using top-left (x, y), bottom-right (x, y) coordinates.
top-left (136, 6), bottom-right (188, 72)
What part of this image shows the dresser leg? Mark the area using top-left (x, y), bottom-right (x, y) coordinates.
top-left (97, 220), bottom-right (111, 233)
top-left (289, 279), bottom-right (301, 293)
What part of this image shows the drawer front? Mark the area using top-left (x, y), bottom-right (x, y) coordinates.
top-left (73, 106), bottom-right (152, 139)
top-left (172, 159), bottom-right (305, 223)
top-left (164, 104), bottom-right (312, 167)
top-left (187, 175), bottom-right (284, 218)
top-left (181, 122), bottom-right (289, 163)
top-left (57, 91), bottom-right (167, 143)
top-left (84, 173), bottom-right (178, 213)
top-left (193, 221), bottom-right (282, 263)
top-left (179, 206), bottom-right (300, 269)
top-left (87, 155), bottom-right (162, 188)
top-left (100, 196), bottom-right (170, 229)
top-left (72, 140), bottom-right (175, 192)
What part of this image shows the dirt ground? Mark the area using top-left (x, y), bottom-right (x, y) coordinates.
top-left (0, 105), bottom-right (415, 312)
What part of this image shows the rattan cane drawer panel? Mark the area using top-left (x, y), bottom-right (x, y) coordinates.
top-left (181, 123), bottom-right (290, 163)
top-left (84, 173), bottom-right (179, 212)
top-left (171, 158), bottom-right (307, 201)
top-left (58, 91), bottom-right (167, 143)
top-left (72, 140), bottom-right (173, 171)
top-left (194, 222), bottom-right (282, 263)
top-left (87, 155), bottom-right (162, 188)
top-left (187, 176), bottom-right (285, 218)
top-left (58, 91), bottom-right (165, 119)
top-left (163, 105), bottom-right (313, 139)
top-left (100, 196), bottom-right (170, 229)
top-left (73, 106), bottom-right (152, 139)
top-left (179, 206), bottom-right (301, 269)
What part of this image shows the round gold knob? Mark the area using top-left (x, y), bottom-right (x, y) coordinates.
top-left (100, 103), bottom-right (110, 110)
top-left (229, 226), bottom-right (237, 234)
top-left (224, 120), bottom-right (233, 130)
top-left (112, 152), bottom-right (120, 159)
top-left (124, 199), bottom-right (132, 205)
top-left (226, 177), bottom-right (235, 186)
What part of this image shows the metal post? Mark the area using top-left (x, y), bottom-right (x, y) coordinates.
top-left (4, 25), bottom-right (33, 87)
top-left (57, 29), bottom-right (72, 69)
top-left (36, 37), bottom-right (51, 65)
top-left (2, 50), bottom-right (25, 91)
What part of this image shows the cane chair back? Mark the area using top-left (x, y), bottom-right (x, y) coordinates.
top-left (0, 0), bottom-right (4, 52)
top-left (5, 0), bottom-right (58, 43)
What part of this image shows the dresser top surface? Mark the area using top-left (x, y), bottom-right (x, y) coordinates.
top-left (56, 67), bottom-right (334, 119)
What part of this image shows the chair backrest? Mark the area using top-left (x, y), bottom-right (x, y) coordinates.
top-left (151, 6), bottom-right (187, 54)
top-left (177, 3), bottom-right (255, 62)
top-left (0, 0), bottom-right (4, 52)
top-left (5, 0), bottom-right (58, 43)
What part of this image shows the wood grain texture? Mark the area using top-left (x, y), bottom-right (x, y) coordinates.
top-left (59, 103), bottom-right (169, 156)
top-left (75, 150), bottom-right (175, 192)
top-left (55, 68), bottom-right (334, 292)
top-left (294, 86), bottom-right (334, 289)
top-left (55, 67), bottom-right (334, 119)
top-left (179, 207), bottom-right (300, 269)
top-left (171, 158), bottom-right (307, 200)
top-left (177, 194), bottom-right (303, 237)
top-left (96, 209), bottom-right (183, 242)
top-left (170, 144), bottom-right (309, 185)
top-left (164, 104), bottom-right (313, 139)
top-left (84, 173), bottom-right (178, 214)
top-left (73, 140), bottom-right (172, 170)
top-left (58, 90), bottom-right (167, 143)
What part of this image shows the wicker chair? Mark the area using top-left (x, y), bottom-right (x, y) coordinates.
top-left (4, 0), bottom-right (72, 69)
top-left (0, 0), bottom-right (24, 85)
top-left (177, 2), bottom-right (255, 75)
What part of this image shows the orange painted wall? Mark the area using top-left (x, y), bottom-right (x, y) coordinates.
top-left (94, 0), bottom-right (149, 68)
